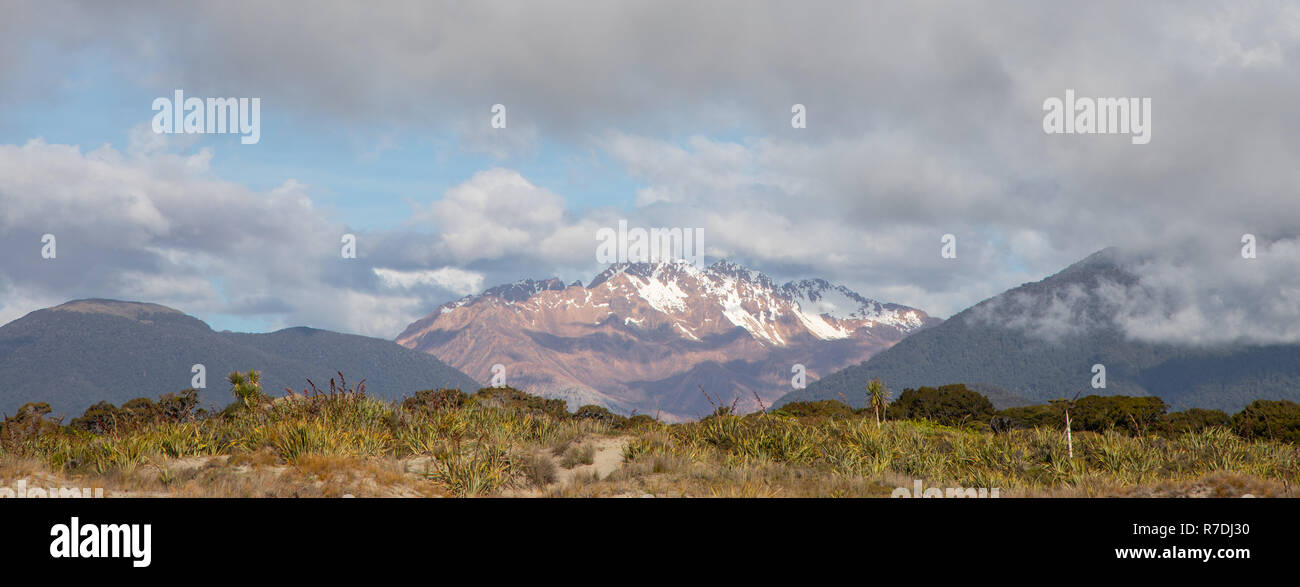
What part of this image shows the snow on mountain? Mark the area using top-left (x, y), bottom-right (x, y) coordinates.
top-left (564, 260), bottom-right (927, 345)
top-left (396, 260), bottom-right (938, 421)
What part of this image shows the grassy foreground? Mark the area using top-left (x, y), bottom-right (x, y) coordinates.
top-left (2, 377), bottom-right (1297, 498)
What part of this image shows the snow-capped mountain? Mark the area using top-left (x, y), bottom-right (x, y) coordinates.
top-left (396, 260), bottom-right (939, 420)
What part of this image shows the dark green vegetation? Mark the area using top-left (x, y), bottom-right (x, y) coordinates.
top-left (887, 384), bottom-right (995, 425)
top-left (781, 249), bottom-right (1300, 413)
top-left (70, 389), bottom-right (200, 435)
top-left (780, 382), bottom-right (1300, 444)
top-left (1232, 400), bottom-right (1300, 444)
top-left (0, 299), bottom-right (478, 417)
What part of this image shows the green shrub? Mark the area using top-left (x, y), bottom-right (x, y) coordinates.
top-left (1, 402), bottom-right (59, 450)
top-left (887, 384), bottom-right (994, 427)
top-left (999, 396), bottom-right (1174, 437)
top-left (1070, 395), bottom-right (1167, 435)
top-left (1162, 408), bottom-right (1229, 436)
top-left (1231, 400), bottom-right (1300, 444)
top-left (402, 388), bottom-right (467, 414)
top-left (13, 402), bottom-right (53, 421)
top-left (156, 389), bottom-right (199, 423)
top-left (573, 404), bottom-right (624, 425)
top-left (121, 397), bottom-right (157, 420)
top-left (773, 400), bottom-right (855, 420)
top-left (227, 370), bottom-right (266, 410)
top-left (70, 401), bottom-right (124, 435)
top-left (471, 387), bottom-right (569, 418)
top-left (616, 414), bottom-right (659, 430)
top-left (996, 404), bottom-right (1063, 430)
top-left (70, 390), bottom-right (200, 435)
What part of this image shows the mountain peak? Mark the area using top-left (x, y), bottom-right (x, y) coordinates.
top-left (431, 259), bottom-right (930, 337)
top-left (479, 278), bottom-right (568, 302)
top-left (397, 260), bottom-right (936, 420)
top-left (781, 246), bottom-right (1300, 414)
top-left (587, 259), bottom-right (699, 289)
top-left (1061, 246), bottom-right (1127, 273)
top-left (50, 299), bottom-right (185, 322)
top-left (705, 259), bottom-right (748, 275)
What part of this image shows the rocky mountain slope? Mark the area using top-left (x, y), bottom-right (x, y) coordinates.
top-left (397, 260), bottom-right (938, 420)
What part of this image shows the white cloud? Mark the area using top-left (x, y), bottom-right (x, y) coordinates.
top-left (418, 168), bottom-right (572, 262)
top-left (0, 138), bottom-right (428, 337)
top-left (374, 267), bottom-right (485, 296)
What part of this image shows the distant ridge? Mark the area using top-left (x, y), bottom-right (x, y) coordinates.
top-left (0, 299), bottom-right (480, 417)
top-left (778, 249), bottom-right (1300, 412)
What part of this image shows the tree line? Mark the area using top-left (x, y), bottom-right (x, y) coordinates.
top-left (777, 381), bottom-right (1300, 443)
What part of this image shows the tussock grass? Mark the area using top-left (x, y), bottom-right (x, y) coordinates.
top-left (2, 377), bottom-right (1296, 497)
top-left (559, 443), bottom-right (596, 468)
top-left (586, 411), bottom-right (1299, 497)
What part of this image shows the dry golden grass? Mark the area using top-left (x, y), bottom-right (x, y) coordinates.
top-left (2, 383), bottom-right (1297, 498)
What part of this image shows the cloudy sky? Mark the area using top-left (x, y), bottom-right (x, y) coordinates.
top-left (1, 1), bottom-right (1298, 343)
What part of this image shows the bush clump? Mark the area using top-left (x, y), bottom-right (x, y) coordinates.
top-left (1162, 408), bottom-right (1230, 436)
top-left (471, 387), bottom-right (569, 418)
top-left (2, 402), bottom-right (60, 449)
top-left (70, 389), bottom-right (200, 434)
top-left (558, 443), bottom-right (596, 468)
top-left (887, 384), bottom-right (994, 427)
top-left (1070, 395), bottom-right (1167, 435)
top-left (615, 414), bottom-right (659, 431)
top-left (402, 388), bottom-right (467, 415)
top-left (996, 404), bottom-right (1063, 431)
top-left (772, 400), bottom-right (856, 420)
top-left (573, 404), bottom-right (625, 426)
top-left (1232, 400), bottom-right (1300, 444)
top-left (518, 453), bottom-right (558, 487)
